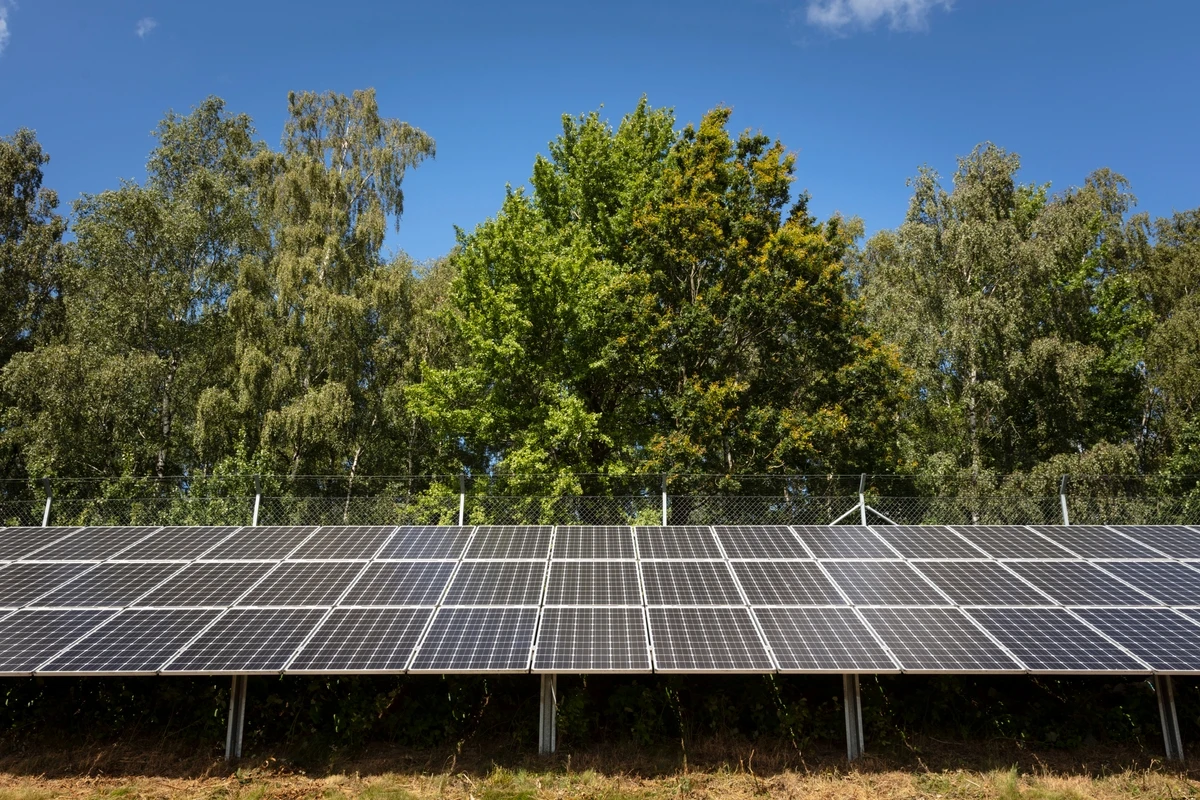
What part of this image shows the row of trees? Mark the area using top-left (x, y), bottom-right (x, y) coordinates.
top-left (2, 91), bottom-right (1197, 493)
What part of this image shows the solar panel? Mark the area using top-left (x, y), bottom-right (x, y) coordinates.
top-left (0, 563), bottom-right (94, 608)
top-left (1005, 562), bottom-right (1158, 606)
top-left (0, 527), bottom-right (80, 560)
top-left (378, 526), bottom-right (472, 560)
top-left (732, 562), bottom-right (846, 605)
top-left (464, 526), bottom-right (552, 559)
top-left (913, 562), bottom-right (1052, 606)
top-left (286, 608), bottom-right (431, 672)
top-left (33, 562), bottom-right (182, 608)
top-left (533, 607), bottom-right (650, 671)
top-left (791, 526), bottom-right (898, 559)
top-left (1096, 562), bottom-right (1200, 606)
top-left (409, 607), bottom-right (537, 671)
top-left (162, 608), bottom-right (327, 673)
top-left (133, 562), bottom-right (273, 607)
top-left (712, 526), bottom-right (810, 559)
top-left (202, 526), bottom-right (318, 561)
top-left (821, 562), bottom-right (951, 606)
top-left (967, 608), bottom-right (1147, 672)
top-left (950, 526), bottom-right (1074, 559)
top-left (0, 609), bottom-right (113, 675)
top-left (872, 526), bottom-right (988, 559)
top-left (442, 561), bottom-right (546, 605)
top-left (1074, 609), bottom-right (1200, 672)
top-left (236, 562), bottom-right (367, 607)
top-left (754, 607), bottom-right (897, 672)
top-left (339, 562), bottom-right (455, 606)
top-left (551, 526), bottom-right (635, 559)
top-left (635, 527), bottom-right (721, 559)
top-left (858, 607), bottom-right (1021, 672)
top-left (544, 562), bottom-right (641, 605)
top-left (287, 526), bottom-right (397, 560)
top-left (24, 526), bottom-right (159, 561)
top-left (112, 526), bottom-right (241, 561)
top-left (1030, 526), bottom-right (1164, 559)
top-left (1114, 526), bottom-right (1200, 559)
top-left (639, 562), bottom-right (742, 606)
top-left (38, 609), bottom-right (220, 674)
top-left (648, 607), bottom-right (773, 671)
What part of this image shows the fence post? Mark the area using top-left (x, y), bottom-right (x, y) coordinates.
top-left (41, 478), bottom-right (52, 527)
top-left (459, 473), bottom-right (466, 526)
top-left (251, 474), bottom-right (261, 527)
top-left (661, 474), bottom-right (668, 526)
top-left (859, 474), bottom-right (867, 526)
top-left (1059, 474), bottom-right (1070, 526)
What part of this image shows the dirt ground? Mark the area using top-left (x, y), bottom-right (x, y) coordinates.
top-left (1, 736), bottom-right (1198, 799)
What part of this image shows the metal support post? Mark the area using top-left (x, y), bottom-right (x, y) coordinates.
top-left (539, 673), bottom-right (557, 754)
top-left (225, 675), bottom-right (248, 761)
top-left (41, 478), bottom-right (52, 528)
top-left (1155, 675), bottom-right (1184, 761)
top-left (844, 673), bottom-right (864, 761)
top-left (661, 474), bottom-right (668, 526)
top-left (459, 473), bottom-right (466, 526)
top-left (1059, 474), bottom-right (1070, 526)
top-left (859, 474), bottom-right (868, 526)
top-left (251, 475), bottom-right (261, 527)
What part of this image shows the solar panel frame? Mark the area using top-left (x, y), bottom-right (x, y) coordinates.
top-left (0, 527), bottom-right (83, 561)
top-left (160, 608), bottom-right (329, 674)
top-left (966, 607), bottom-right (1150, 673)
top-left (376, 526), bottom-right (474, 560)
top-left (284, 608), bottom-right (433, 673)
top-left (463, 526), bottom-right (552, 560)
top-left (1029, 526), bottom-right (1166, 560)
top-left (871, 526), bottom-right (990, 560)
top-left (287, 526), bottom-right (399, 561)
top-left (337, 562), bottom-right (456, 607)
top-left (408, 606), bottom-right (538, 673)
top-left (1005, 561), bottom-right (1161, 606)
top-left (551, 526), bottom-right (636, 560)
top-left (32, 562), bottom-right (186, 609)
top-left (0, 609), bottom-right (115, 676)
top-left (635, 526), bottom-right (723, 559)
top-left (1111, 526), bottom-right (1200, 559)
top-left (532, 607), bottom-right (651, 673)
top-left (647, 607), bottom-right (775, 672)
top-left (110, 526), bottom-right (242, 561)
top-left (790, 526), bottom-right (901, 559)
top-left (858, 607), bottom-right (1024, 673)
top-left (200, 526), bottom-right (320, 561)
top-left (37, 609), bottom-right (221, 675)
top-left (0, 562), bottom-right (96, 608)
top-left (131, 562), bottom-right (275, 608)
top-left (913, 561), bottom-right (1055, 606)
top-left (754, 606), bottom-right (899, 673)
top-left (948, 525), bottom-right (1075, 560)
top-left (1074, 608), bottom-right (1200, 673)
top-left (235, 562), bottom-right (370, 608)
top-left (1094, 562), bottom-right (1200, 606)
top-left (544, 562), bottom-right (642, 606)
top-left (441, 561), bottom-right (547, 606)
top-left (21, 526), bottom-right (163, 562)
top-left (639, 561), bottom-right (744, 606)
top-left (731, 561), bottom-right (848, 606)
top-left (712, 526), bottom-right (812, 559)
top-left (821, 561), bottom-right (953, 607)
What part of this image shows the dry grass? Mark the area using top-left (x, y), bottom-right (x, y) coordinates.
top-left (1, 737), bottom-right (1198, 799)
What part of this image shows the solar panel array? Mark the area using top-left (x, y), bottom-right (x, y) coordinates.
top-left (2, 523), bottom-right (1200, 676)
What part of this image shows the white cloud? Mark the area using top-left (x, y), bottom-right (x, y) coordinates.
top-left (805, 0), bottom-right (952, 33)
top-left (135, 17), bottom-right (157, 38)
top-left (0, 3), bottom-right (12, 56)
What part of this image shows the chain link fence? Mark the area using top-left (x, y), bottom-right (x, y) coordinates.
top-left (3, 474), bottom-right (1198, 528)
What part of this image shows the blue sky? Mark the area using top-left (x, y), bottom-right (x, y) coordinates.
top-left (1, 0), bottom-right (1197, 263)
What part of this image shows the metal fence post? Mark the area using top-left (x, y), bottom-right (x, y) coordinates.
top-left (459, 473), bottom-right (466, 526)
top-left (251, 474), bottom-right (261, 527)
top-left (661, 474), bottom-right (668, 526)
top-left (859, 474), bottom-right (867, 526)
top-left (41, 478), bottom-right (52, 527)
top-left (1059, 474), bottom-right (1070, 526)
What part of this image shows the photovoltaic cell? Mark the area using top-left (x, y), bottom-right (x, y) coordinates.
top-left (134, 562), bottom-right (273, 607)
top-left (409, 607), bottom-right (537, 671)
top-left (640, 562), bottom-right (742, 606)
top-left (1030, 526), bottom-right (1163, 559)
top-left (648, 607), bottom-right (773, 671)
top-left (1114, 526), bottom-right (1200, 559)
top-left (791, 526), bottom-right (898, 559)
top-left (1074, 609), bottom-right (1200, 672)
top-left (163, 608), bottom-right (327, 673)
top-left (339, 562), bottom-right (455, 606)
top-left (533, 607), bottom-right (650, 671)
top-left (39, 609), bottom-right (220, 674)
top-left (635, 527), bottom-right (721, 560)
top-left (287, 608), bottom-right (431, 672)
top-left (442, 561), bottom-right (546, 606)
top-left (967, 607), bottom-right (1147, 672)
top-left (378, 526), bottom-right (472, 560)
top-left (236, 562), bottom-right (366, 607)
top-left (203, 526), bottom-right (318, 561)
top-left (0, 609), bottom-right (113, 674)
top-left (0, 563), bottom-right (94, 608)
top-left (1005, 562), bottom-right (1158, 606)
top-left (713, 526), bottom-right (810, 559)
top-left (950, 526), bottom-right (1074, 559)
top-left (34, 562), bottom-right (182, 608)
top-left (732, 562), bottom-right (846, 606)
top-left (26, 527), bottom-right (159, 561)
top-left (545, 562), bottom-right (641, 605)
top-left (551, 526), bottom-right (635, 559)
top-left (914, 562), bottom-right (1052, 606)
top-left (872, 526), bottom-right (987, 559)
top-left (113, 526), bottom-right (240, 561)
top-left (822, 561), bottom-right (950, 606)
top-left (288, 526), bottom-right (397, 560)
top-left (0, 527), bottom-right (80, 560)
top-left (465, 526), bottom-right (552, 559)
top-left (1097, 562), bottom-right (1200, 606)
top-left (755, 607), bottom-right (897, 671)
top-left (859, 607), bottom-right (1021, 672)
